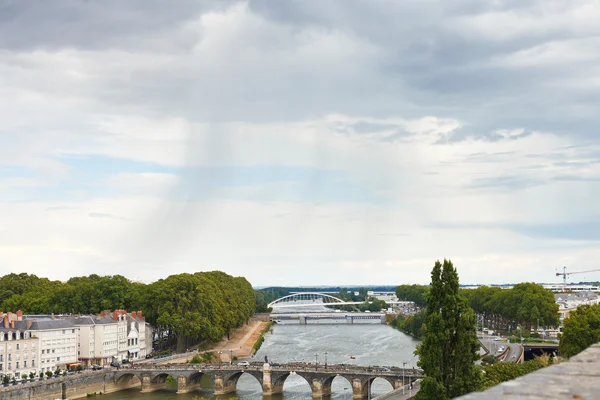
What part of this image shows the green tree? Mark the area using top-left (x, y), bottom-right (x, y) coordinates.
top-left (559, 304), bottom-right (600, 357)
top-left (415, 260), bottom-right (480, 400)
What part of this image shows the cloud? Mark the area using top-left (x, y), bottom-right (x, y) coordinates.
top-left (1, 1), bottom-right (599, 285)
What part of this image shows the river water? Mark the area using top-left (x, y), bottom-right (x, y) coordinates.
top-left (101, 321), bottom-right (419, 400)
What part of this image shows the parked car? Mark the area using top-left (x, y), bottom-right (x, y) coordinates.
top-left (237, 361), bottom-right (250, 366)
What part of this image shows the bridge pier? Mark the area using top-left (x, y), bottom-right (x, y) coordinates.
top-left (310, 378), bottom-right (332, 398)
top-left (213, 374), bottom-right (236, 395)
top-left (175, 375), bottom-right (203, 394)
top-left (351, 378), bottom-right (371, 399)
top-left (140, 375), bottom-right (166, 393)
top-left (262, 364), bottom-right (285, 396)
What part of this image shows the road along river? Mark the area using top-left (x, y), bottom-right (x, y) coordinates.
top-left (101, 321), bottom-right (420, 399)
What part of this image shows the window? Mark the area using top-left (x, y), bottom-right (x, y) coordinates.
top-left (32, 360), bottom-right (35, 367)
top-left (24, 361), bottom-right (27, 368)
top-left (16, 362), bottom-right (19, 369)
top-left (16, 344), bottom-right (19, 350)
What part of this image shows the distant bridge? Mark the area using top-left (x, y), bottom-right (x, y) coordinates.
top-left (268, 292), bottom-right (410, 309)
top-left (272, 312), bottom-right (387, 324)
top-left (112, 363), bottom-right (424, 399)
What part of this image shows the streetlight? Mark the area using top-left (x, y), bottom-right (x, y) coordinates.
top-left (315, 353), bottom-right (318, 371)
top-left (324, 352), bottom-right (328, 369)
top-left (229, 349), bottom-right (233, 365)
top-left (218, 351), bottom-right (222, 369)
top-left (402, 362), bottom-right (406, 394)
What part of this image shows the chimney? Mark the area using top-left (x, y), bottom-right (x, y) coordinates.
top-left (16, 310), bottom-right (23, 320)
top-left (100, 311), bottom-right (104, 317)
top-left (51, 313), bottom-right (55, 320)
top-left (113, 310), bottom-right (118, 321)
top-left (137, 311), bottom-right (142, 319)
top-left (4, 315), bottom-right (9, 329)
top-left (131, 312), bottom-right (136, 319)
top-left (11, 320), bottom-right (15, 329)
top-left (27, 320), bottom-right (33, 329)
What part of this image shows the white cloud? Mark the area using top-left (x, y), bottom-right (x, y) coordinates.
top-left (1, 1), bottom-right (600, 285)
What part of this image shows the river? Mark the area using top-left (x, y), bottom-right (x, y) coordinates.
top-left (101, 321), bottom-right (419, 400)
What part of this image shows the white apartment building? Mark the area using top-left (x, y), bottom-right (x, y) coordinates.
top-left (72, 315), bottom-right (118, 366)
top-left (125, 311), bottom-right (148, 360)
top-left (0, 313), bottom-right (39, 380)
top-left (30, 320), bottom-right (78, 374)
top-left (73, 310), bottom-right (150, 365)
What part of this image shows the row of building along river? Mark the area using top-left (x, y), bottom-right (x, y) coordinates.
top-left (101, 317), bottom-right (420, 400)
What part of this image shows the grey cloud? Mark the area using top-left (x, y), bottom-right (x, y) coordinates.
top-left (1, 0), bottom-right (597, 144)
top-left (46, 206), bottom-right (78, 211)
top-left (466, 175), bottom-right (545, 191)
top-left (88, 212), bottom-right (127, 220)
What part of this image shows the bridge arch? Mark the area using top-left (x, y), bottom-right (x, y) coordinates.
top-left (115, 372), bottom-right (142, 387)
top-left (369, 376), bottom-right (395, 397)
top-left (279, 372), bottom-right (312, 395)
top-left (151, 372), bottom-right (179, 386)
top-left (268, 292), bottom-right (346, 308)
top-left (222, 370), bottom-right (263, 387)
top-left (187, 371), bottom-right (211, 386)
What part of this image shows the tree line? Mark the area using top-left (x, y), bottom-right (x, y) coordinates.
top-left (395, 282), bottom-right (559, 333)
top-left (0, 271), bottom-right (255, 352)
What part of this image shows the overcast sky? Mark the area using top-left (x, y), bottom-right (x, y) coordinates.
top-left (1, 0), bottom-right (600, 286)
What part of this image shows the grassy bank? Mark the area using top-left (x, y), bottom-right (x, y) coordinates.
top-left (252, 322), bottom-right (274, 355)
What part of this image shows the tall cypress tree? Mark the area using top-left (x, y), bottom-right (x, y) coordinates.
top-left (415, 259), bottom-right (481, 399)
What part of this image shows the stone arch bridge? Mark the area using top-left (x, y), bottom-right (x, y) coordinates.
top-left (112, 363), bottom-right (424, 399)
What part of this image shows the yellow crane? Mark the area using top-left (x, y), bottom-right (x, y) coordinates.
top-left (556, 266), bottom-right (600, 293)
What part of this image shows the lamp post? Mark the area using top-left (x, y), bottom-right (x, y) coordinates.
top-left (229, 349), bottom-right (233, 365)
top-left (402, 362), bottom-right (406, 394)
top-left (315, 353), bottom-right (318, 371)
top-left (324, 352), bottom-right (328, 369)
top-left (218, 351), bottom-right (222, 369)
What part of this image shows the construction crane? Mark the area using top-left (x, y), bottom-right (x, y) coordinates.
top-left (556, 266), bottom-right (600, 293)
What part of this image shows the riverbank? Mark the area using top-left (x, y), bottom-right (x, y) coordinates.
top-left (154, 319), bottom-right (269, 364)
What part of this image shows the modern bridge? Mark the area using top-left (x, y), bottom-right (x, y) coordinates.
top-left (112, 362), bottom-right (424, 399)
top-left (268, 292), bottom-right (411, 309)
top-left (273, 312), bottom-right (387, 324)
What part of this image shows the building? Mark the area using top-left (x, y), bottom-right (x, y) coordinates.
top-left (71, 313), bottom-right (118, 366)
top-left (145, 322), bottom-right (153, 357)
top-left (29, 319), bottom-right (78, 374)
top-left (555, 291), bottom-right (600, 324)
top-left (71, 310), bottom-right (149, 365)
top-left (0, 312), bottom-right (39, 380)
top-left (125, 311), bottom-right (147, 360)
top-left (545, 284), bottom-right (600, 293)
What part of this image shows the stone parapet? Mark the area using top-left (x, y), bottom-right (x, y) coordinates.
top-left (458, 342), bottom-right (600, 399)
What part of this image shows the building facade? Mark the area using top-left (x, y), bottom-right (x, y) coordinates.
top-left (30, 319), bottom-right (78, 374)
top-left (0, 313), bottom-right (39, 380)
top-left (555, 291), bottom-right (600, 325)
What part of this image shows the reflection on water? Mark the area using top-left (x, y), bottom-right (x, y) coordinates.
top-left (101, 323), bottom-right (419, 399)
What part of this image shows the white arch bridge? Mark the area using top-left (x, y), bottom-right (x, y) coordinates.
top-left (267, 292), bottom-right (409, 309)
